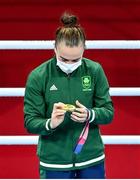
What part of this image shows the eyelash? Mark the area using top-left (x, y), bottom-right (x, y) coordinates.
top-left (61, 59), bottom-right (69, 62)
top-left (61, 58), bottom-right (79, 62)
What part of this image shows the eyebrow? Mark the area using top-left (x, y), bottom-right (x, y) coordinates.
top-left (60, 56), bottom-right (81, 61)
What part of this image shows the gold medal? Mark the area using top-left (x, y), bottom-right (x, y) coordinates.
top-left (63, 104), bottom-right (76, 112)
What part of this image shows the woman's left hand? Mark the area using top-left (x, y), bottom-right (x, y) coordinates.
top-left (71, 100), bottom-right (89, 123)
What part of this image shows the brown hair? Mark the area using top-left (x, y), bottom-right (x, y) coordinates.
top-left (55, 12), bottom-right (86, 47)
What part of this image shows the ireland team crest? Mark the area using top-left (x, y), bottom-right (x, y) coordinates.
top-left (82, 76), bottom-right (91, 89)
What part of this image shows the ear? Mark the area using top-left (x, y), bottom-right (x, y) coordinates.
top-left (54, 47), bottom-right (57, 54)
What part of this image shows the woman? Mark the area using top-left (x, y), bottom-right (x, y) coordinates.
top-left (24, 12), bottom-right (114, 179)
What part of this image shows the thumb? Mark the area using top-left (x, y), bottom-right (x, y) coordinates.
top-left (53, 102), bottom-right (65, 110)
top-left (75, 100), bottom-right (85, 108)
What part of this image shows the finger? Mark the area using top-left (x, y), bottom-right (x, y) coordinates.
top-left (71, 116), bottom-right (85, 123)
top-left (54, 111), bottom-right (66, 116)
top-left (74, 107), bottom-right (86, 114)
top-left (53, 103), bottom-right (60, 110)
top-left (53, 109), bottom-right (66, 116)
top-left (72, 111), bottom-right (87, 118)
top-left (71, 114), bottom-right (86, 122)
top-left (53, 109), bottom-right (66, 114)
top-left (75, 100), bottom-right (86, 108)
top-left (53, 102), bottom-right (65, 110)
top-left (58, 102), bottom-right (66, 106)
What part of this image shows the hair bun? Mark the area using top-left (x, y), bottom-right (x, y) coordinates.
top-left (61, 13), bottom-right (78, 27)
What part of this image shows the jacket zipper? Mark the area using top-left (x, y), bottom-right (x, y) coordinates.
top-left (67, 73), bottom-right (76, 168)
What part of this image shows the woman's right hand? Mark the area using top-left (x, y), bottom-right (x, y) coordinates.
top-left (50, 102), bottom-right (66, 129)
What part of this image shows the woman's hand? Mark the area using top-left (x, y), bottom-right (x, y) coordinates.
top-left (50, 102), bottom-right (66, 129)
top-left (71, 100), bottom-right (89, 123)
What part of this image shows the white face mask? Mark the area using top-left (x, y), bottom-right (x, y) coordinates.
top-left (56, 58), bottom-right (82, 74)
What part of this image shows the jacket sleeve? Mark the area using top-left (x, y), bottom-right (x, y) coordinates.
top-left (89, 63), bottom-right (114, 125)
top-left (24, 71), bottom-right (55, 135)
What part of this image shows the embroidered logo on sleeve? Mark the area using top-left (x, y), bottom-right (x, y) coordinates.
top-left (50, 84), bottom-right (58, 91)
top-left (82, 76), bottom-right (92, 91)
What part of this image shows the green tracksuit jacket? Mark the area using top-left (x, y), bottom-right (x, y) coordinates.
top-left (24, 57), bottom-right (114, 171)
